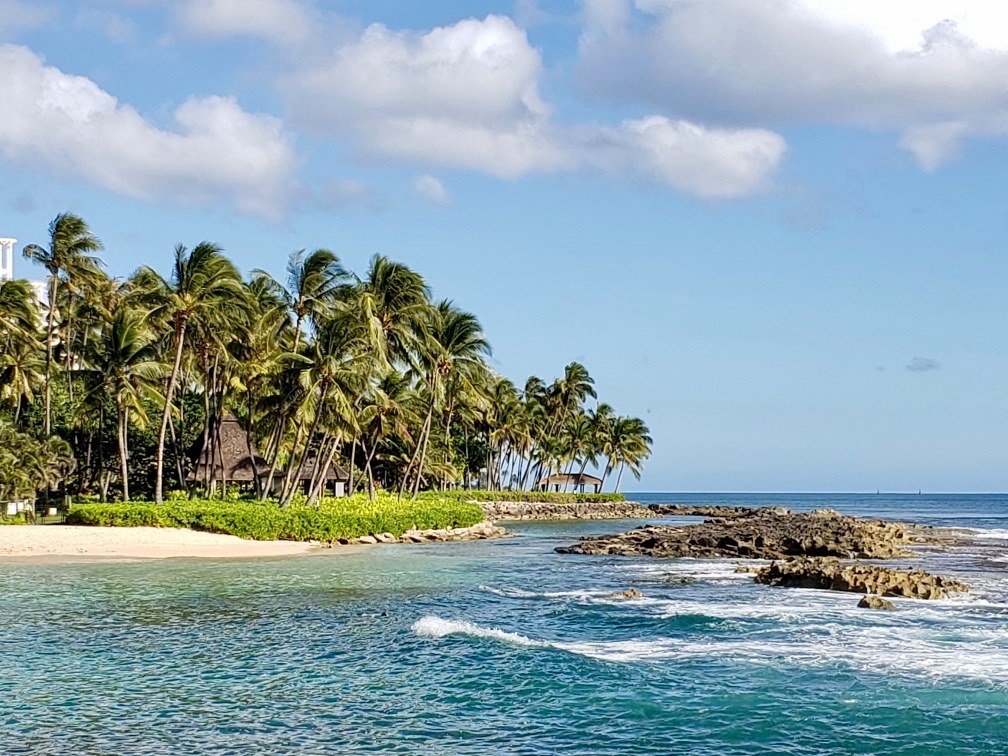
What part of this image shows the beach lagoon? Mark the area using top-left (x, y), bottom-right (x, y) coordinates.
top-left (2, 493), bottom-right (1007, 754)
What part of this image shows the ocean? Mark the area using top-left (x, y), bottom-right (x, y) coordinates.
top-left (2, 493), bottom-right (1007, 754)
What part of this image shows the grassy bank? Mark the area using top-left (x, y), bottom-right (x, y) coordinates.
top-left (66, 495), bottom-right (485, 542)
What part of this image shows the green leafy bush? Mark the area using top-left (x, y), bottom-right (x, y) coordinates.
top-left (65, 494), bottom-right (485, 542)
top-left (437, 490), bottom-right (625, 504)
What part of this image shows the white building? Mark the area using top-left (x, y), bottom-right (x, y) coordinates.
top-left (0, 237), bottom-right (15, 282)
top-left (1, 236), bottom-right (48, 305)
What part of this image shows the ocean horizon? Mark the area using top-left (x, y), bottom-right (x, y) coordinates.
top-left (3, 493), bottom-right (1006, 754)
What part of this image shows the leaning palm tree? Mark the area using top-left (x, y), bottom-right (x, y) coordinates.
top-left (136, 242), bottom-right (245, 503)
top-left (22, 213), bottom-right (104, 434)
top-left (84, 305), bottom-right (163, 500)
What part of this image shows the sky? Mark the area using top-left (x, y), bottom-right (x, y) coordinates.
top-left (2, 0), bottom-right (1008, 492)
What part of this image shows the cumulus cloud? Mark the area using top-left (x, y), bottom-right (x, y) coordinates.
top-left (0, 44), bottom-right (298, 217)
top-left (414, 175), bottom-right (451, 205)
top-left (289, 15), bottom-right (558, 176)
top-left (175, 0), bottom-right (315, 46)
top-left (590, 117), bottom-right (786, 198)
top-left (577, 0), bottom-right (1008, 168)
top-left (288, 14), bottom-right (784, 197)
top-left (906, 356), bottom-right (941, 373)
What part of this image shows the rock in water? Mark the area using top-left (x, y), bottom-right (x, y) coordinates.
top-left (858, 595), bottom-right (896, 610)
top-left (754, 558), bottom-right (968, 599)
top-left (606, 588), bottom-right (642, 599)
top-left (555, 509), bottom-right (933, 560)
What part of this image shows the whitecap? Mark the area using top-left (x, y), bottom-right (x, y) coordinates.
top-left (412, 614), bottom-right (1008, 686)
top-left (411, 615), bottom-right (545, 648)
top-left (970, 529), bottom-right (1008, 541)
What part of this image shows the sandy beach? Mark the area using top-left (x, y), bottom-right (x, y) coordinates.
top-left (0, 526), bottom-right (316, 560)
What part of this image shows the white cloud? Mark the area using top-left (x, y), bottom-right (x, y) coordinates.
top-left (288, 14), bottom-right (783, 197)
top-left (591, 117), bottom-right (787, 198)
top-left (578, 0), bottom-right (1008, 168)
top-left (290, 14), bottom-right (553, 174)
top-left (413, 175), bottom-right (450, 205)
top-left (0, 44), bottom-right (298, 217)
top-left (175, 0), bottom-right (315, 46)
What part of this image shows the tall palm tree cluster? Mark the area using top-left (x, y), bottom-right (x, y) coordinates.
top-left (0, 213), bottom-right (653, 504)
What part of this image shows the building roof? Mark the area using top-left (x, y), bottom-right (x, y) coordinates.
top-left (537, 472), bottom-right (604, 487)
top-left (188, 414), bottom-right (268, 483)
top-left (284, 457), bottom-right (349, 482)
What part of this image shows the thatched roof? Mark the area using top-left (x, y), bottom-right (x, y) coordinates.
top-left (537, 472), bottom-right (603, 487)
top-left (284, 457), bottom-right (349, 483)
top-left (188, 414), bottom-right (268, 483)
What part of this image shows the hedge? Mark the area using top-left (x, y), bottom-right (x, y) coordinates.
top-left (66, 495), bottom-right (485, 542)
top-left (438, 490), bottom-right (626, 504)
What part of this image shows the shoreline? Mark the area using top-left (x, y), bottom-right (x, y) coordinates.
top-left (0, 525), bottom-right (317, 561)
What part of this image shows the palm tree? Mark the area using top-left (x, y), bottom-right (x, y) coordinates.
top-left (136, 242), bottom-right (245, 503)
top-left (603, 416), bottom-right (653, 492)
top-left (358, 370), bottom-right (418, 498)
top-left (84, 305), bottom-right (162, 500)
top-left (0, 280), bottom-right (44, 423)
top-left (22, 213), bottom-right (104, 435)
top-left (356, 254), bottom-right (431, 368)
top-left (259, 248), bottom-right (349, 351)
top-left (406, 300), bottom-right (490, 496)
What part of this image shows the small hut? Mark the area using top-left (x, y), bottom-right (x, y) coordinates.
top-left (536, 472), bottom-right (604, 494)
top-left (188, 414), bottom-right (268, 487)
top-left (278, 457), bottom-right (349, 497)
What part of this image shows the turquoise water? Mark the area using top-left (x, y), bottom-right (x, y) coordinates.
top-left (2, 493), bottom-right (1008, 754)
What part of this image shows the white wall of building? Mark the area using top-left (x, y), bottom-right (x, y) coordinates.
top-left (0, 238), bottom-right (15, 282)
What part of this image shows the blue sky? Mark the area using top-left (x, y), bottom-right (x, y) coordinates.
top-left (3, 0), bottom-right (1008, 492)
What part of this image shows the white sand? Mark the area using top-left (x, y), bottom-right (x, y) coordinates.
top-left (0, 526), bottom-right (316, 560)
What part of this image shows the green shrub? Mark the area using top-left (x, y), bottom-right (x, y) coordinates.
top-left (0, 512), bottom-right (34, 525)
top-left (434, 490), bottom-right (625, 504)
top-left (65, 494), bottom-right (485, 542)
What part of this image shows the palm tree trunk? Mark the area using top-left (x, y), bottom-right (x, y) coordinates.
top-left (43, 275), bottom-right (57, 436)
top-left (116, 398), bottom-right (130, 501)
top-left (167, 413), bottom-right (187, 491)
top-left (615, 462), bottom-right (625, 493)
top-left (282, 383), bottom-right (329, 507)
top-left (410, 403), bottom-right (435, 497)
top-left (347, 434), bottom-right (358, 496)
top-left (155, 320), bottom-right (187, 504)
top-left (400, 401), bottom-right (433, 498)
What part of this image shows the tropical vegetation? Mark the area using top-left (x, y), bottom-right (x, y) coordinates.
top-left (0, 212), bottom-right (653, 510)
top-left (66, 494), bottom-right (484, 542)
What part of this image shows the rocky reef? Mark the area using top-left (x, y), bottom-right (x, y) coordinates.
top-left (555, 508), bottom-right (925, 560)
top-left (556, 507), bottom-right (971, 600)
top-left (477, 500), bottom-right (652, 521)
top-left (754, 558), bottom-right (968, 600)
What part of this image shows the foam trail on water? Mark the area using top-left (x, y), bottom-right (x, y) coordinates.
top-left (412, 615), bottom-right (1008, 686)
top-left (411, 616), bottom-right (545, 647)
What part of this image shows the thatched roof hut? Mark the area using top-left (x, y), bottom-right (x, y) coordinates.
top-left (536, 472), bottom-right (604, 493)
top-left (289, 457), bottom-right (349, 483)
top-left (188, 414), bottom-right (268, 484)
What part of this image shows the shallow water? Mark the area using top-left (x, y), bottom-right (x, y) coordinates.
top-left (2, 494), bottom-right (1007, 754)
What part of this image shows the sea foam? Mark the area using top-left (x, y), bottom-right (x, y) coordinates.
top-left (412, 613), bottom-right (1008, 686)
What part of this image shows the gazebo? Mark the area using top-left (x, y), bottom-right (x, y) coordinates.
top-left (536, 472), bottom-right (604, 494)
top-left (188, 414), bottom-right (268, 486)
top-left (280, 457), bottom-right (349, 497)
